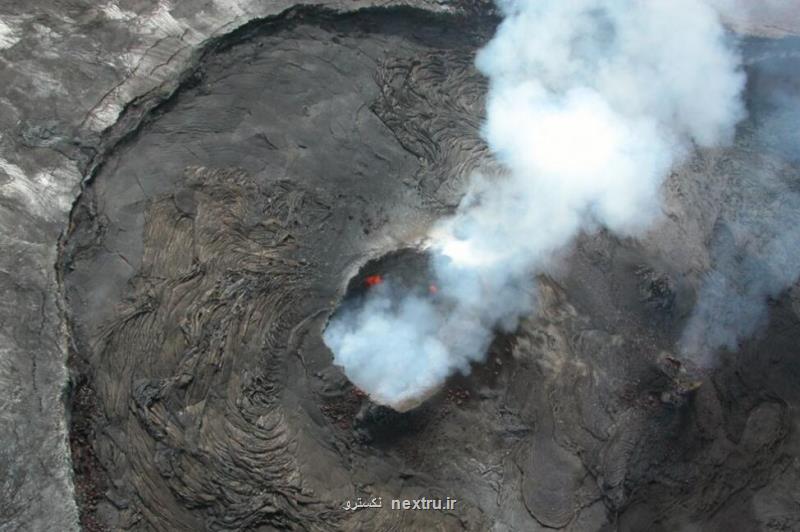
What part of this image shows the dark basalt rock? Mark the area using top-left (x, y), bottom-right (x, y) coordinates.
top-left (37, 4), bottom-right (800, 532)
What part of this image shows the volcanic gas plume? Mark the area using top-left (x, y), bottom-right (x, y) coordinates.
top-left (324, 0), bottom-right (746, 410)
top-left (679, 43), bottom-right (800, 364)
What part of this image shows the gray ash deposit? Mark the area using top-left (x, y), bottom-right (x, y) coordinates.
top-left (53, 4), bottom-right (800, 532)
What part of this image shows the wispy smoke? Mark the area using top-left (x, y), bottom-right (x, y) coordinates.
top-left (680, 37), bottom-right (800, 363)
top-left (325, 0), bottom-right (745, 409)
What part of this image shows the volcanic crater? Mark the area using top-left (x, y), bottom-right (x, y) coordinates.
top-left (57, 4), bottom-right (800, 532)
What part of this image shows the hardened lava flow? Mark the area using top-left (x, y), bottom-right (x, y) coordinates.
top-left (58, 5), bottom-right (800, 532)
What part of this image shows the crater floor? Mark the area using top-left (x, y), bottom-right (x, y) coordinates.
top-left (56, 6), bottom-right (800, 532)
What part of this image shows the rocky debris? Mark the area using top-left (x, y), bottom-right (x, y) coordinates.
top-left (636, 266), bottom-right (676, 314)
top-left (446, 388), bottom-right (471, 406)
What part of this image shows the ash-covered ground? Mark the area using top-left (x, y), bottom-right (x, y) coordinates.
top-left (6, 2), bottom-right (796, 531)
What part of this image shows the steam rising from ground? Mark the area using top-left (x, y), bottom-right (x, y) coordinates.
top-left (325, 0), bottom-right (745, 409)
top-left (680, 43), bottom-right (800, 363)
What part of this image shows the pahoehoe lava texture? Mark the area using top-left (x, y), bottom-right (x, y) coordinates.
top-left (60, 6), bottom-right (800, 532)
top-left (62, 8), bottom-right (493, 531)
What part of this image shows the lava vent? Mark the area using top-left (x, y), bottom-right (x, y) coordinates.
top-left (324, 247), bottom-right (456, 412)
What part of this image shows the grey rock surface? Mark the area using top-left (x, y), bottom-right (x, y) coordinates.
top-left (3, 1), bottom-right (800, 531)
top-left (0, 2), bottom-right (454, 531)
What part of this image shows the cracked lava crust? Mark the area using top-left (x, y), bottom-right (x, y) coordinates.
top-left (59, 6), bottom-right (800, 531)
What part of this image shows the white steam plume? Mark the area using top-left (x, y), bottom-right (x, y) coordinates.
top-left (680, 38), bottom-right (800, 364)
top-left (325, 0), bottom-right (744, 410)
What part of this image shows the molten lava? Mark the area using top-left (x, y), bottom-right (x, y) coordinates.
top-left (364, 274), bottom-right (383, 288)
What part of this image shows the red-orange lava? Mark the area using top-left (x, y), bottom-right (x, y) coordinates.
top-left (364, 274), bottom-right (383, 287)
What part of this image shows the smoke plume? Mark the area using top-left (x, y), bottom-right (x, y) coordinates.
top-left (324, 0), bottom-right (745, 409)
top-left (680, 35), bottom-right (800, 363)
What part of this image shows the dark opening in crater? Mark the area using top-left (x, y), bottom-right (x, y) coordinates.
top-left (339, 247), bottom-right (436, 307)
top-left (325, 246), bottom-right (517, 414)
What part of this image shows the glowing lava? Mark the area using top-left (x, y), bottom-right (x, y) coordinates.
top-left (364, 274), bottom-right (383, 288)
